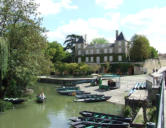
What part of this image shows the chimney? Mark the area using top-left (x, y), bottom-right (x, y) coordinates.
top-left (84, 34), bottom-right (87, 43)
top-left (116, 30), bottom-right (118, 39)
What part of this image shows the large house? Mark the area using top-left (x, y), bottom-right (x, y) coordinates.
top-left (75, 31), bottom-right (130, 64)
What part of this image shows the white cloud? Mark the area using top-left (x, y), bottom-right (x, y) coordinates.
top-left (96, 0), bottom-right (123, 9)
top-left (46, 14), bottom-right (120, 44)
top-left (122, 7), bottom-right (166, 53)
top-left (36, 0), bottom-right (78, 15)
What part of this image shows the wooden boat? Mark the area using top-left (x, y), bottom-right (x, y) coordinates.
top-left (76, 94), bottom-right (104, 99)
top-left (70, 121), bottom-right (130, 128)
top-left (84, 96), bottom-right (111, 103)
top-left (70, 116), bottom-right (125, 124)
top-left (79, 111), bottom-right (132, 123)
top-left (36, 96), bottom-right (46, 103)
top-left (3, 98), bottom-right (25, 104)
top-left (74, 96), bottom-right (111, 103)
top-left (56, 86), bottom-right (79, 91)
top-left (57, 90), bottom-right (86, 96)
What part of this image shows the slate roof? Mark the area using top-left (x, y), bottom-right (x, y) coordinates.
top-left (116, 32), bottom-right (125, 41)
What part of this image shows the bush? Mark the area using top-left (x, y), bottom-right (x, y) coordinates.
top-left (0, 100), bottom-right (13, 112)
top-left (123, 105), bottom-right (132, 117)
top-left (110, 63), bottom-right (132, 74)
top-left (147, 107), bottom-right (157, 122)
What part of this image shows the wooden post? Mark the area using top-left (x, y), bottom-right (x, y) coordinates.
top-left (156, 94), bottom-right (160, 126)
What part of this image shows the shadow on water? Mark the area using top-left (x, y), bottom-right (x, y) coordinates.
top-left (0, 83), bottom-right (124, 128)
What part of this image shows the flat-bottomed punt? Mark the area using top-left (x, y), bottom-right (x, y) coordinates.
top-left (79, 111), bottom-right (132, 123)
top-left (3, 98), bottom-right (25, 104)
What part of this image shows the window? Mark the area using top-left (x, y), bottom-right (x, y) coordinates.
top-left (104, 49), bottom-right (107, 53)
top-left (78, 44), bottom-right (81, 48)
top-left (78, 50), bottom-right (81, 55)
top-left (90, 57), bottom-right (93, 62)
top-left (90, 50), bottom-right (93, 54)
top-left (118, 55), bottom-right (122, 61)
top-left (96, 56), bottom-right (100, 63)
top-left (86, 57), bottom-right (89, 62)
top-left (104, 56), bottom-right (107, 62)
top-left (96, 49), bottom-right (100, 54)
top-left (109, 56), bottom-right (113, 61)
top-left (78, 57), bottom-right (81, 63)
top-left (118, 41), bottom-right (121, 46)
top-left (118, 48), bottom-right (122, 53)
top-left (109, 48), bottom-right (113, 53)
top-left (86, 50), bottom-right (89, 55)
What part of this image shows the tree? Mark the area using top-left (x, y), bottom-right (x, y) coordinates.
top-left (47, 41), bottom-right (66, 63)
top-left (64, 34), bottom-right (84, 62)
top-left (90, 38), bottom-right (109, 44)
top-left (150, 46), bottom-right (158, 58)
top-left (130, 35), bottom-right (151, 61)
top-left (0, 37), bottom-right (8, 97)
top-left (0, 0), bottom-right (52, 97)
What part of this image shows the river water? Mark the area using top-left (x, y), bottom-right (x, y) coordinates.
top-left (0, 83), bottom-right (124, 128)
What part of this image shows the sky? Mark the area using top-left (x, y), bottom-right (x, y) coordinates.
top-left (35, 0), bottom-right (166, 53)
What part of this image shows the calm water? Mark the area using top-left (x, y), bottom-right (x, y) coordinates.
top-left (0, 83), bottom-right (124, 128)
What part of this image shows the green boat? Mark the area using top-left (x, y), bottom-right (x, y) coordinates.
top-left (56, 86), bottom-right (79, 91)
top-left (79, 111), bottom-right (132, 123)
top-left (71, 120), bottom-right (129, 128)
top-left (57, 90), bottom-right (87, 96)
top-left (76, 94), bottom-right (104, 99)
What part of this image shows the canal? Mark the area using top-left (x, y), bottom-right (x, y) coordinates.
top-left (0, 83), bottom-right (124, 128)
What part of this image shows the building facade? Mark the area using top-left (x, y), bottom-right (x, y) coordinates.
top-left (75, 31), bottom-right (130, 64)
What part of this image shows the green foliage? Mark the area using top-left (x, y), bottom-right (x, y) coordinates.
top-left (0, 37), bottom-right (8, 80)
top-left (0, 0), bottom-right (52, 97)
top-left (123, 105), bottom-right (132, 117)
top-left (130, 35), bottom-right (151, 61)
top-left (55, 63), bottom-right (100, 75)
top-left (150, 46), bottom-right (158, 58)
top-left (110, 63), bottom-right (132, 74)
top-left (46, 41), bottom-right (66, 63)
top-left (0, 100), bottom-right (13, 112)
top-left (147, 107), bottom-right (157, 122)
top-left (90, 37), bottom-right (109, 44)
top-left (64, 34), bottom-right (84, 62)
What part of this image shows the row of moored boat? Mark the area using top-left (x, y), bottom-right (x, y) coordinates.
top-left (69, 111), bottom-right (132, 128)
top-left (56, 86), bottom-right (111, 103)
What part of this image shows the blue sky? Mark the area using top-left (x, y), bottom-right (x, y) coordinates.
top-left (36, 0), bottom-right (166, 53)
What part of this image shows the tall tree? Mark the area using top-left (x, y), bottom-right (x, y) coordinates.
top-left (64, 34), bottom-right (84, 62)
top-left (0, 0), bottom-right (52, 97)
top-left (46, 41), bottom-right (66, 63)
top-left (90, 38), bottom-right (109, 44)
top-left (130, 35), bottom-right (151, 61)
top-left (0, 37), bottom-right (8, 97)
top-left (150, 46), bottom-right (158, 58)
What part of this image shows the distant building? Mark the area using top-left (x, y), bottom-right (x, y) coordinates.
top-left (75, 30), bottom-right (130, 64)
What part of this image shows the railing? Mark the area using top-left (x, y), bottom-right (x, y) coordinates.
top-left (156, 78), bottom-right (165, 128)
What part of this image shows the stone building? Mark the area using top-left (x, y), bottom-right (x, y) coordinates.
top-left (75, 31), bottom-right (130, 64)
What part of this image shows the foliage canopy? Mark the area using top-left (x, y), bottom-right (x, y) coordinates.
top-left (90, 38), bottom-right (109, 44)
top-left (0, 0), bottom-right (52, 97)
top-left (130, 35), bottom-right (151, 61)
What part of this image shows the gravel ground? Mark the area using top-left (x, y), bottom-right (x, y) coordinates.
top-left (77, 75), bottom-right (148, 105)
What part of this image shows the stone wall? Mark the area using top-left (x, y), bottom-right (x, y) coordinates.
top-left (143, 59), bottom-right (161, 74)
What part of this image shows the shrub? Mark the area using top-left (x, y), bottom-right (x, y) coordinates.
top-left (0, 100), bottom-right (13, 112)
top-left (123, 105), bottom-right (132, 117)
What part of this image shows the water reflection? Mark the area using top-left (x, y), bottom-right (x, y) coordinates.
top-left (0, 83), bottom-right (124, 128)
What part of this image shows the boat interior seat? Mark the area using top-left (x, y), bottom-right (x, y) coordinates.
top-left (101, 116), bottom-right (105, 118)
top-left (86, 126), bottom-right (94, 128)
top-left (94, 114), bottom-right (99, 118)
